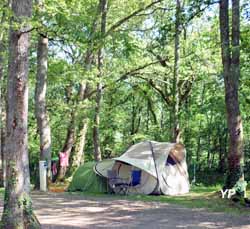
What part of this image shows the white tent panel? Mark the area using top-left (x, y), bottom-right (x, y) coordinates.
top-left (160, 162), bottom-right (190, 195)
top-left (94, 159), bottom-right (115, 178)
top-left (114, 142), bottom-right (157, 177)
top-left (113, 161), bottom-right (158, 195)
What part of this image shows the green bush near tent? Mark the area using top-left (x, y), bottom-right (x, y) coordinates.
top-left (68, 162), bottom-right (107, 193)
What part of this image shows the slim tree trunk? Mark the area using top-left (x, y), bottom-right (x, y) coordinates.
top-left (93, 0), bottom-right (108, 162)
top-left (0, 0), bottom-right (10, 189)
top-left (68, 119), bottom-right (88, 176)
top-left (93, 73), bottom-right (102, 161)
top-left (0, 44), bottom-right (4, 187)
top-left (57, 109), bottom-right (76, 181)
top-left (219, 0), bottom-right (243, 188)
top-left (67, 82), bottom-right (89, 177)
top-left (171, 0), bottom-right (181, 143)
top-left (35, 35), bottom-right (51, 179)
top-left (1, 0), bottom-right (40, 227)
top-left (0, 30), bottom-right (4, 188)
top-left (196, 83), bottom-right (205, 169)
top-left (0, 97), bottom-right (5, 188)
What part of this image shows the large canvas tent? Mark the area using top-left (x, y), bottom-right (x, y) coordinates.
top-left (94, 141), bottom-right (190, 195)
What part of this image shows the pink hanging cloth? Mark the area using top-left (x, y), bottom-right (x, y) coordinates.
top-left (59, 152), bottom-right (69, 167)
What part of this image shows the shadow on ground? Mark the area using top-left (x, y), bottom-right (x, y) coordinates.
top-left (1, 192), bottom-right (250, 228)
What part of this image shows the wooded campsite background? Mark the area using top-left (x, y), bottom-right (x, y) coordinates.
top-left (0, 0), bottom-right (250, 187)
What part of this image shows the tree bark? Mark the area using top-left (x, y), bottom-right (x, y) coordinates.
top-left (1, 0), bottom-right (40, 227)
top-left (0, 0), bottom-right (10, 189)
top-left (171, 0), bottom-right (181, 143)
top-left (0, 29), bottom-right (5, 188)
top-left (68, 119), bottom-right (88, 176)
top-left (219, 0), bottom-right (243, 188)
top-left (66, 82), bottom-right (89, 177)
top-left (57, 109), bottom-right (76, 181)
top-left (196, 83), bottom-right (206, 169)
top-left (0, 110), bottom-right (5, 188)
top-left (93, 0), bottom-right (108, 162)
top-left (0, 43), bottom-right (4, 187)
top-left (35, 35), bottom-right (51, 180)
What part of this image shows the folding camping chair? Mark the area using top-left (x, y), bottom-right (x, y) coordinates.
top-left (107, 170), bottom-right (129, 195)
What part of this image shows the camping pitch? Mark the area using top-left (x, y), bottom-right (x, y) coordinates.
top-left (94, 141), bottom-right (190, 195)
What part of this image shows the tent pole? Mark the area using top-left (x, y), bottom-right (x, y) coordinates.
top-left (149, 141), bottom-right (160, 194)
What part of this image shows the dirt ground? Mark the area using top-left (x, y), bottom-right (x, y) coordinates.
top-left (1, 191), bottom-right (250, 228)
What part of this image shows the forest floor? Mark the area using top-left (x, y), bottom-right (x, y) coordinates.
top-left (1, 191), bottom-right (250, 228)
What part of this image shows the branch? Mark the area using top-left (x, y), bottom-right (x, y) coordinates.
top-left (105, 0), bottom-right (163, 36)
top-left (116, 58), bottom-right (167, 82)
top-left (138, 86), bottom-right (158, 124)
top-left (85, 58), bottom-right (167, 99)
top-left (127, 73), bottom-right (172, 106)
top-left (185, 0), bottom-right (219, 25)
top-left (148, 79), bottom-right (171, 105)
top-left (17, 27), bottom-right (37, 37)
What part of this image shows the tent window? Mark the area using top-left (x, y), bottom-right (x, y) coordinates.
top-left (166, 155), bottom-right (176, 166)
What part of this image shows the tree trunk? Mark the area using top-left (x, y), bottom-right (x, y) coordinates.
top-left (68, 119), bottom-right (88, 176)
top-left (93, 0), bottom-right (108, 162)
top-left (35, 35), bottom-right (51, 180)
top-left (0, 31), bottom-right (5, 188)
top-left (196, 83), bottom-right (206, 169)
top-left (171, 0), bottom-right (181, 143)
top-left (219, 0), bottom-right (243, 188)
top-left (66, 82), bottom-right (89, 177)
top-left (0, 116), bottom-right (5, 188)
top-left (131, 96), bottom-right (136, 135)
top-left (148, 98), bottom-right (157, 125)
top-left (1, 0), bottom-right (40, 227)
top-left (93, 77), bottom-right (102, 161)
top-left (0, 0), bottom-right (10, 189)
top-left (57, 110), bottom-right (76, 181)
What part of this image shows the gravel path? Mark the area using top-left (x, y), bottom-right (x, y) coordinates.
top-left (1, 192), bottom-right (250, 228)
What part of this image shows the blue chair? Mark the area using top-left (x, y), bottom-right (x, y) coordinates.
top-left (130, 170), bottom-right (141, 186)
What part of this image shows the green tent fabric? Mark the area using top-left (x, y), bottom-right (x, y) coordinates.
top-left (68, 162), bottom-right (107, 193)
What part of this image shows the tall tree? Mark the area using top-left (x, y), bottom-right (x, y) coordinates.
top-left (1, 0), bottom-right (40, 227)
top-left (35, 34), bottom-right (51, 180)
top-left (0, 0), bottom-right (10, 188)
top-left (35, 1), bottom-right (51, 181)
top-left (93, 0), bottom-right (108, 162)
top-left (219, 0), bottom-right (243, 188)
top-left (172, 0), bottom-right (181, 143)
top-left (0, 13), bottom-right (5, 187)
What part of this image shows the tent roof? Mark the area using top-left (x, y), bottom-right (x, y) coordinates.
top-left (95, 141), bottom-right (177, 178)
top-left (114, 141), bottom-right (175, 177)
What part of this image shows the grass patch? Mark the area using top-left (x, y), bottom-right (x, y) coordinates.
top-left (68, 185), bottom-right (250, 215)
